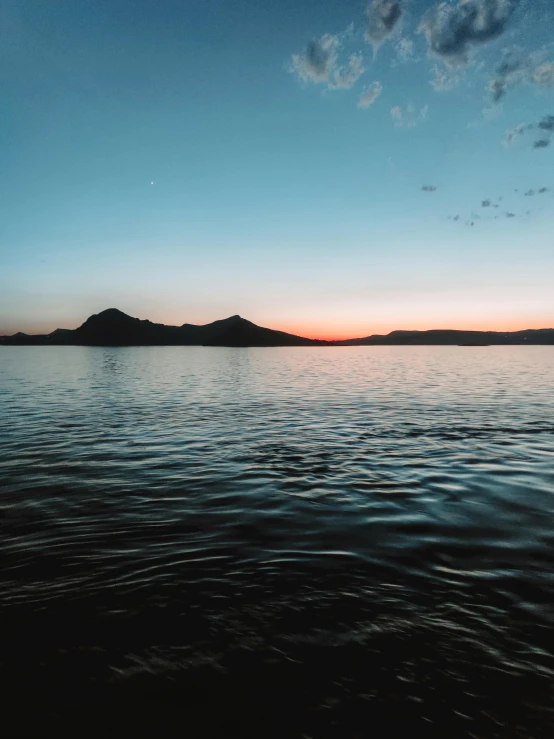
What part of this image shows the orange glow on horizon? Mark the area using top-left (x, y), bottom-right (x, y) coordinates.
top-left (5, 320), bottom-right (554, 341)
top-left (273, 319), bottom-right (554, 342)
top-left (2, 307), bottom-right (553, 341)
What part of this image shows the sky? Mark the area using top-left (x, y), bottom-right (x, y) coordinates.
top-left (1, 0), bottom-right (553, 340)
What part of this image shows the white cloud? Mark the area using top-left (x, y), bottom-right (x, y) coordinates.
top-left (291, 36), bottom-right (365, 93)
top-left (391, 105), bottom-right (402, 123)
top-left (366, 0), bottom-right (403, 51)
top-left (395, 37), bottom-right (415, 62)
top-left (419, 0), bottom-right (519, 67)
top-left (503, 124), bottom-right (526, 146)
top-left (430, 64), bottom-right (461, 91)
top-left (358, 81), bottom-right (383, 108)
top-left (391, 103), bottom-right (429, 127)
top-left (487, 49), bottom-right (530, 103)
top-left (533, 61), bottom-right (554, 87)
top-left (290, 34), bottom-right (340, 85)
top-left (329, 54), bottom-right (365, 90)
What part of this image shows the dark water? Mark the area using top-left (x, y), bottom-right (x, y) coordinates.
top-left (1, 346), bottom-right (554, 738)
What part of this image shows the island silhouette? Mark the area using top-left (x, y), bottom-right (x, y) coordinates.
top-left (1, 308), bottom-right (553, 346)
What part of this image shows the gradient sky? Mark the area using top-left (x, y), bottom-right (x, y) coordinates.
top-left (1, 0), bottom-right (553, 339)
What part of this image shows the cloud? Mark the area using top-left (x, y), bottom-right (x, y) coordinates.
top-left (419, 0), bottom-right (519, 66)
top-left (503, 123), bottom-right (526, 146)
top-left (453, 215), bottom-right (460, 220)
top-left (391, 105), bottom-right (402, 123)
top-left (488, 50), bottom-right (527, 102)
top-left (291, 34), bottom-right (340, 85)
top-left (291, 36), bottom-right (365, 94)
top-left (538, 115), bottom-right (554, 132)
top-left (431, 64), bottom-right (461, 91)
top-left (488, 53), bottom-right (554, 103)
top-left (358, 81), bottom-right (383, 108)
top-left (482, 199), bottom-right (492, 207)
top-left (366, 0), bottom-right (403, 50)
top-left (391, 103), bottom-right (429, 127)
top-left (481, 104), bottom-right (504, 123)
top-left (422, 184), bottom-right (437, 192)
top-left (533, 62), bottom-right (554, 87)
top-left (329, 53), bottom-right (365, 90)
top-left (502, 116), bottom-right (554, 147)
top-left (488, 76), bottom-right (506, 102)
top-left (538, 187), bottom-right (548, 193)
top-left (395, 37), bottom-right (415, 61)
top-left (506, 212), bottom-right (516, 218)
top-left (524, 189), bottom-right (535, 196)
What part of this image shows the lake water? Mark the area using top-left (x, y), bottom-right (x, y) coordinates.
top-left (1, 346), bottom-right (554, 737)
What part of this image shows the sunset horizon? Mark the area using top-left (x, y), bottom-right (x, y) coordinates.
top-left (2, 303), bottom-right (553, 342)
top-left (3, 2), bottom-right (554, 736)
top-left (2, 1), bottom-right (553, 344)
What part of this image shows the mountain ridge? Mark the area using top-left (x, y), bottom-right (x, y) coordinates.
top-left (1, 309), bottom-right (553, 346)
top-left (0, 309), bottom-right (327, 347)
top-left (340, 328), bottom-right (554, 345)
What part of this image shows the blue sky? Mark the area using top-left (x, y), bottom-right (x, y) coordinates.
top-left (1, 0), bottom-right (553, 338)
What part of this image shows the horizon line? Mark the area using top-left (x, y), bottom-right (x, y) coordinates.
top-left (1, 307), bottom-right (554, 343)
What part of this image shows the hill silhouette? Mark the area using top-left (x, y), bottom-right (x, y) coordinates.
top-left (0, 309), bottom-right (326, 347)
top-left (1, 309), bottom-right (553, 346)
top-left (338, 328), bottom-right (554, 346)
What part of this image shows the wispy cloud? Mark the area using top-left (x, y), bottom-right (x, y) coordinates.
top-left (394, 36), bottom-right (415, 62)
top-left (538, 115), bottom-right (554, 132)
top-left (366, 0), bottom-right (403, 51)
top-left (391, 103), bottom-right (429, 128)
top-left (533, 61), bottom-right (554, 87)
top-left (290, 34), bottom-right (340, 85)
top-left (488, 50), bottom-right (528, 103)
top-left (487, 50), bottom-right (554, 103)
top-left (488, 77), bottom-right (506, 103)
top-left (421, 184), bottom-right (437, 192)
top-left (430, 64), bottom-right (461, 91)
top-left (358, 81), bottom-right (383, 108)
top-left (482, 200), bottom-right (492, 207)
top-left (391, 106), bottom-right (403, 125)
top-left (502, 116), bottom-right (554, 148)
top-left (328, 53), bottom-right (365, 90)
top-left (419, 0), bottom-right (519, 66)
top-left (532, 116), bottom-right (554, 150)
top-left (503, 124), bottom-right (526, 146)
top-left (290, 33), bottom-right (366, 94)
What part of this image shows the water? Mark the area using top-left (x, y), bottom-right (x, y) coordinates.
top-left (1, 346), bottom-right (554, 738)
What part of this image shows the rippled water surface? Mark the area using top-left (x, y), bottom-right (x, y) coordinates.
top-left (1, 346), bottom-right (554, 737)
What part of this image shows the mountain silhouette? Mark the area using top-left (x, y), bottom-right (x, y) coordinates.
top-left (0, 309), bottom-right (325, 347)
top-left (74, 309), bottom-right (326, 346)
top-left (1, 309), bottom-right (553, 346)
top-left (337, 328), bottom-right (554, 345)
top-left (75, 309), bottom-right (185, 345)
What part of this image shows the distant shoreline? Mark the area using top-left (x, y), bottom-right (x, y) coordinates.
top-left (1, 307), bottom-right (553, 348)
top-left (4, 344), bottom-right (552, 348)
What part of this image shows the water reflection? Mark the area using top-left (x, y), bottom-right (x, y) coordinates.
top-left (1, 346), bottom-right (553, 737)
